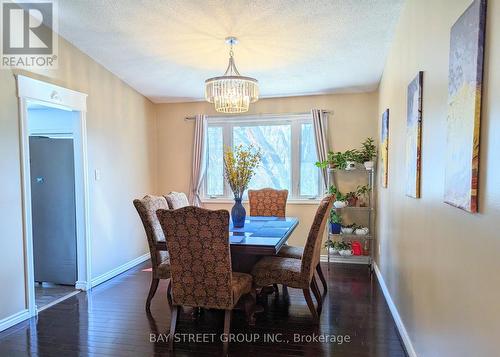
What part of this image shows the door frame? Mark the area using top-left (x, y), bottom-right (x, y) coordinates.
top-left (16, 75), bottom-right (90, 316)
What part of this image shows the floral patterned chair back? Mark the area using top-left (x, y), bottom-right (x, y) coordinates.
top-left (300, 195), bottom-right (334, 282)
top-left (133, 195), bottom-right (169, 271)
top-left (156, 206), bottom-right (235, 309)
top-left (248, 188), bottom-right (288, 217)
top-left (165, 191), bottom-right (190, 209)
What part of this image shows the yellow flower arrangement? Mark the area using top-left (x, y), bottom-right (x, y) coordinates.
top-left (223, 144), bottom-right (262, 199)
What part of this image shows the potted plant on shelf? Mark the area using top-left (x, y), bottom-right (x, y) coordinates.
top-left (329, 210), bottom-right (342, 234)
top-left (359, 137), bottom-right (377, 170)
top-left (328, 186), bottom-right (348, 208)
top-left (344, 149), bottom-right (360, 170)
top-left (338, 241), bottom-right (353, 256)
top-left (345, 191), bottom-right (358, 207)
top-left (356, 185), bottom-right (371, 207)
top-left (325, 240), bottom-right (340, 254)
top-left (316, 149), bottom-right (360, 171)
top-left (223, 144), bottom-right (261, 228)
top-left (354, 227), bottom-right (369, 236)
top-left (341, 223), bottom-right (356, 234)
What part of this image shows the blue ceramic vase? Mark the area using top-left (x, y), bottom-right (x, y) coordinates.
top-left (231, 197), bottom-right (246, 228)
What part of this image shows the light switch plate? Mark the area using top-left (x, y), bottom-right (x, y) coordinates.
top-left (94, 169), bottom-right (100, 181)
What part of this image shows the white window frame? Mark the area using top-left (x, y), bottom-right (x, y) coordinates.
top-left (202, 113), bottom-right (321, 202)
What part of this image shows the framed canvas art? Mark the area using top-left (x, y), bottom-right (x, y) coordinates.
top-left (381, 109), bottom-right (389, 188)
top-left (406, 71), bottom-right (423, 198)
top-left (444, 0), bottom-right (486, 213)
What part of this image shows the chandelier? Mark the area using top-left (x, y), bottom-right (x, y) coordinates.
top-left (205, 37), bottom-right (259, 113)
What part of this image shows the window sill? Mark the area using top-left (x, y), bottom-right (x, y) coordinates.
top-left (201, 198), bottom-right (321, 205)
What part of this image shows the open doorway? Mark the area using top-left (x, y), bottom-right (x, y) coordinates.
top-left (28, 104), bottom-right (80, 310)
top-left (17, 75), bottom-right (90, 316)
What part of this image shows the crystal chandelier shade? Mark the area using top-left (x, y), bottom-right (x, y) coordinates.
top-left (205, 37), bottom-right (259, 113)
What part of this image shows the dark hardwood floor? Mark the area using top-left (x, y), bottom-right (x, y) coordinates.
top-left (0, 261), bottom-right (407, 356)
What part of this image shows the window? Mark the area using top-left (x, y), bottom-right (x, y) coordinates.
top-left (204, 114), bottom-right (321, 200)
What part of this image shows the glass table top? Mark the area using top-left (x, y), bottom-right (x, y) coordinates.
top-left (229, 216), bottom-right (299, 247)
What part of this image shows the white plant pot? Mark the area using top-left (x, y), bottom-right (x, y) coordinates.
top-left (334, 200), bottom-right (348, 209)
top-left (355, 227), bottom-right (369, 235)
top-left (331, 248), bottom-right (340, 255)
top-left (345, 161), bottom-right (357, 170)
top-left (364, 161), bottom-right (374, 170)
top-left (341, 227), bottom-right (354, 234)
top-left (339, 249), bottom-right (353, 257)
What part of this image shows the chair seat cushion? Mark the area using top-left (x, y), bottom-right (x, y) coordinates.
top-left (277, 245), bottom-right (303, 259)
top-left (251, 256), bottom-right (308, 289)
top-left (155, 251), bottom-right (171, 278)
top-left (231, 272), bottom-right (253, 303)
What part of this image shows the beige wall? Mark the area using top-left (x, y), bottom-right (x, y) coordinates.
top-left (156, 92), bottom-right (378, 247)
top-left (376, 0), bottom-right (500, 356)
top-left (0, 36), bottom-right (156, 321)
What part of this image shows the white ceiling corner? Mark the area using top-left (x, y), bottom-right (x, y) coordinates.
top-left (56, 0), bottom-right (405, 103)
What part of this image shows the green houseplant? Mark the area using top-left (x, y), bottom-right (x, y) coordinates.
top-left (329, 210), bottom-right (342, 234)
top-left (316, 149), bottom-right (360, 170)
top-left (356, 185), bottom-right (371, 207)
top-left (359, 137), bottom-right (377, 169)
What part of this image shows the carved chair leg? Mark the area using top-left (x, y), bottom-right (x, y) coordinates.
top-left (316, 263), bottom-right (328, 293)
top-left (282, 284), bottom-right (289, 299)
top-left (273, 284), bottom-right (280, 297)
top-left (302, 288), bottom-right (319, 323)
top-left (169, 305), bottom-right (179, 351)
top-left (146, 277), bottom-right (160, 311)
top-left (166, 278), bottom-right (172, 306)
top-left (311, 278), bottom-right (323, 315)
top-left (223, 309), bottom-right (232, 355)
top-left (243, 291), bottom-right (256, 326)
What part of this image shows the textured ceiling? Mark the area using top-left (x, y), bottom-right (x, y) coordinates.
top-left (57, 0), bottom-right (404, 103)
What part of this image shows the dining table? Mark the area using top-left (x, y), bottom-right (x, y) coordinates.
top-left (229, 216), bottom-right (299, 273)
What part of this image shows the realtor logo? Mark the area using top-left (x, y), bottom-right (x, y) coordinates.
top-left (1, 0), bottom-right (58, 68)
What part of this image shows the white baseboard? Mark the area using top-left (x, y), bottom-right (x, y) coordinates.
top-left (75, 280), bottom-right (90, 290)
top-left (0, 309), bottom-right (30, 333)
top-left (373, 263), bottom-right (417, 357)
top-left (91, 252), bottom-right (150, 288)
top-left (37, 291), bottom-right (80, 313)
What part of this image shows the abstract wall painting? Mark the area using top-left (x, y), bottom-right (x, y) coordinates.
top-left (381, 109), bottom-right (389, 188)
top-left (406, 72), bottom-right (423, 198)
top-left (444, 0), bottom-right (486, 213)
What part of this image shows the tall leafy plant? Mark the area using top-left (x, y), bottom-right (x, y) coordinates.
top-left (359, 137), bottom-right (377, 163)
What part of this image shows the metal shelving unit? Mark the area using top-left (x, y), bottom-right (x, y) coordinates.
top-left (326, 166), bottom-right (375, 271)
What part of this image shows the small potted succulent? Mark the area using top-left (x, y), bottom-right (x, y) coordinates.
top-left (355, 227), bottom-right (369, 236)
top-left (338, 241), bottom-right (353, 256)
top-left (325, 240), bottom-right (340, 254)
top-left (341, 223), bottom-right (356, 234)
top-left (329, 210), bottom-right (342, 234)
top-left (359, 137), bottom-right (377, 170)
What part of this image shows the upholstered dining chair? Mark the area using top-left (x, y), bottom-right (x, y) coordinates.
top-left (251, 195), bottom-right (334, 323)
top-left (277, 244), bottom-right (328, 294)
top-left (156, 206), bottom-right (256, 353)
top-left (164, 191), bottom-right (190, 209)
top-left (248, 188), bottom-right (288, 217)
top-left (133, 195), bottom-right (171, 311)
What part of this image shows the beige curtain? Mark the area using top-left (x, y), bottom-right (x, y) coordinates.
top-left (311, 109), bottom-right (330, 190)
top-left (188, 114), bottom-right (207, 207)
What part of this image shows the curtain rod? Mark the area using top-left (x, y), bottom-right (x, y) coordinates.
top-left (184, 110), bottom-right (331, 121)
